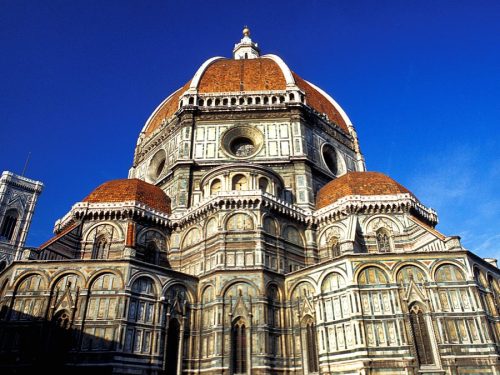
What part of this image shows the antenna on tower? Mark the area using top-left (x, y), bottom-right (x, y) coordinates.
top-left (21, 152), bottom-right (31, 177)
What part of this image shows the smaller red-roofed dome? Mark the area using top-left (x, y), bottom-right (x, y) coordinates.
top-left (316, 172), bottom-right (414, 210)
top-left (83, 179), bottom-right (171, 214)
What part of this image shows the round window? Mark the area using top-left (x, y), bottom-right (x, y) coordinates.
top-left (221, 126), bottom-right (263, 159)
top-left (148, 149), bottom-right (167, 181)
top-left (322, 144), bottom-right (339, 175)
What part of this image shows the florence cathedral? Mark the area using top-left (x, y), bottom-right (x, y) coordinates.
top-left (0, 29), bottom-right (499, 375)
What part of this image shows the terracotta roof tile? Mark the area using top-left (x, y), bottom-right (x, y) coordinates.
top-left (198, 58), bottom-right (287, 92)
top-left (293, 73), bottom-right (349, 132)
top-left (83, 179), bottom-right (171, 214)
top-left (144, 57), bottom-right (350, 137)
top-left (316, 171), bottom-right (415, 210)
top-left (145, 80), bottom-right (191, 136)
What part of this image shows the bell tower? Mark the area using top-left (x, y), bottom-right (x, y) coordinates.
top-left (0, 171), bottom-right (43, 270)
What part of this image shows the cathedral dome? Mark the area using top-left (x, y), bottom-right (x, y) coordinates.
top-left (141, 32), bottom-right (354, 139)
top-left (83, 178), bottom-right (171, 214)
top-left (315, 171), bottom-right (415, 209)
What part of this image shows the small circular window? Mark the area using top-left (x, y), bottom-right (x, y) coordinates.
top-left (221, 126), bottom-right (263, 159)
top-left (148, 149), bottom-right (167, 181)
top-left (322, 144), bottom-right (339, 175)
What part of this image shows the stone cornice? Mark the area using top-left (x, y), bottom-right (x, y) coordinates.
top-left (54, 201), bottom-right (170, 233)
top-left (0, 171), bottom-right (44, 194)
top-left (170, 190), bottom-right (310, 228)
top-left (314, 193), bottom-right (438, 226)
top-left (52, 192), bottom-right (438, 234)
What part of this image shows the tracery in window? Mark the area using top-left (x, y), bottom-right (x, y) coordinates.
top-left (231, 318), bottom-right (248, 374)
top-left (409, 303), bottom-right (434, 365)
top-left (231, 137), bottom-right (255, 157)
top-left (376, 228), bottom-right (391, 253)
top-left (92, 235), bottom-right (108, 259)
top-left (330, 236), bottom-right (341, 258)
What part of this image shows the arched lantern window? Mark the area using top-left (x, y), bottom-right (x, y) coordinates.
top-left (376, 228), bottom-right (391, 253)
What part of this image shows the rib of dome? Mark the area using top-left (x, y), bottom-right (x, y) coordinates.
top-left (141, 56), bottom-right (351, 138)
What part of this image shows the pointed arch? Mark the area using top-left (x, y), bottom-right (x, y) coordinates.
top-left (301, 315), bottom-right (319, 373)
top-left (408, 302), bottom-right (435, 366)
top-left (376, 227), bottom-right (392, 253)
top-left (92, 234), bottom-right (109, 259)
top-left (231, 317), bottom-right (248, 374)
top-left (0, 208), bottom-right (19, 241)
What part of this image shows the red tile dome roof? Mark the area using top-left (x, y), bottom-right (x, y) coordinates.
top-left (198, 58), bottom-right (287, 92)
top-left (143, 56), bottom-right (350, 137)
top-left (83, 179), bottom-right (171, 214)
top-left (316, 172), bottom-right (415, 210)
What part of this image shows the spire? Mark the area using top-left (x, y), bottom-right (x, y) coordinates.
top-left (233, 26), bottom-right (260, 60)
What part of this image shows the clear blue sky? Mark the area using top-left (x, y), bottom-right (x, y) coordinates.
top-left (1, 1), bottom-right (499, 259)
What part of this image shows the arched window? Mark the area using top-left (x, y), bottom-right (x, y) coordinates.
top-left (358, 266), bottom-right (388, 285)
top-left (376, 228), bottom-right (391, 253)
top-left (258, 177), bottom-right (269, 193)
top-left (231, 319), bottom-right (248, 374)
top-left (397, 265), bottom-right (426, 285)
top-left (166, 318), bottom-right (181, 374)
top-left (210, 179), bottom-right (222, 195)
top-left (0, 209), bottom-right (19, 241)
top-left (409, 303), bottom-right (434, 365)
top-left (435, 264), bottom-right (465, 282)
top-left (330, 236), bottom-right (341, 258)
top-left (92, 236), bottom-right (108, 259)
top-left (232, 174), bottom-right (248, 191)
top-left (302, 317), bottom-right (319, 373)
